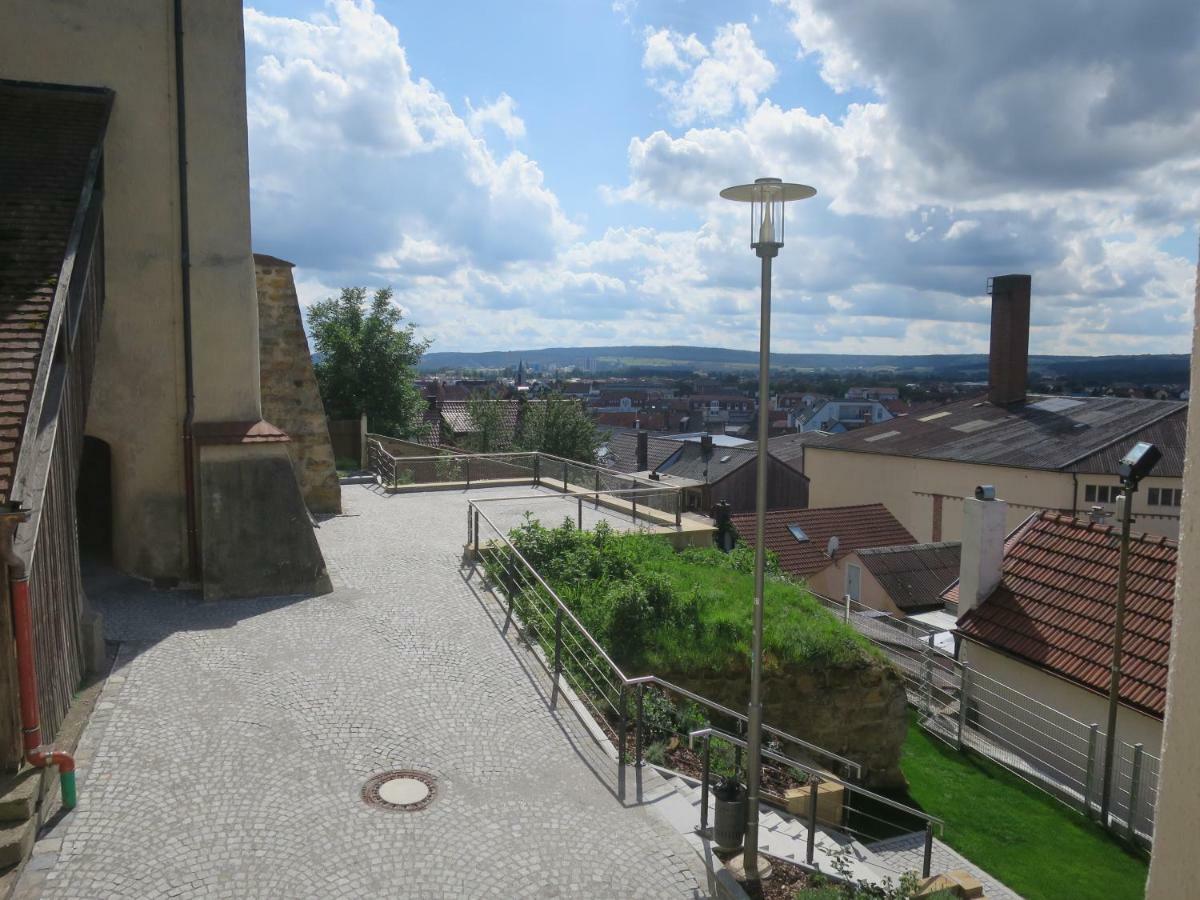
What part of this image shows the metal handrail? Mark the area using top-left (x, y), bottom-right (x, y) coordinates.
top-left (689, 726), bottom-right (939, 878)
top-left (470, 498), bottom-right (866, 788)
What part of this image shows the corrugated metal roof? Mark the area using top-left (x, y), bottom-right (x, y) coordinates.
top-left (730, 504), bottom-right (916, 578)
top-left (1069, 410), bottom-right (1187, 477)
top-left (0, 82), bottom-right (112, 504)
top-left (954, 512), bottom-right (1177, 717)
top-left (804, 394), bottom-right (1186, 473)
top-left (855, 542), bottom-right (961, 613)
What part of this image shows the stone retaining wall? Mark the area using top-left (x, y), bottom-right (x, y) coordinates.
top-left (664, 658), bottom-right (909, 789)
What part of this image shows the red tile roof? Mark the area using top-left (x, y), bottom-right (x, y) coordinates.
top-left (730, 504), bottom-right (916, 577)
top-left (0, 82), bottom-right (112, 504)
top-left (953, 512), bottom-right (1178, 718)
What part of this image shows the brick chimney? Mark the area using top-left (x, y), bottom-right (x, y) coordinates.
top-left (957, 487), bottom-right (1008, 620)
top-left (987, 274), bottom-right (1032, 406)
top-left (636, 430), bottom-right (649, 472)
top-left (700, 432), bottom-right (713, 456)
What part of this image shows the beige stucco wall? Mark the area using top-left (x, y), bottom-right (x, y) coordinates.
top-left (806, 448), bottom-right (1180, 544)
top-left (0, 0), bottom-right (265, 581)
top-left (961, 642), bottom-right (1163, 753)
top-left (806, 555), bottom-right (907, 616)
top-left (1146, 256), bottom-right (1199, 897)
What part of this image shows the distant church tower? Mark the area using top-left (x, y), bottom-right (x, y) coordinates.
top-left (517, 359), bottom-right (526, 387)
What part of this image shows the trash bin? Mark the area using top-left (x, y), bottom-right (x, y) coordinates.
top-left (712, 777), bottom-right (747, 851)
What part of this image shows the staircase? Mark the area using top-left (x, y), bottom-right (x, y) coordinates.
top-left (644, 768), bottom-right (912, 889)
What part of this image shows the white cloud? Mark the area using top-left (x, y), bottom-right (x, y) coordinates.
top-left (466, 93), bottom-right (526, 140)
top-left (642, 24), bottom-right (777, 126)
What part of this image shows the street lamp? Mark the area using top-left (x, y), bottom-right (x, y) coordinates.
top-left (720, 177), bottom-right (816, 881)
top-left (1099, 440), bottom-right (1161, 825)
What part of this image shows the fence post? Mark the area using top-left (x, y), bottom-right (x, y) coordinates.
top-left (699, 736), bottom-right (711, 837)
top-left (562, 461), bottom-right (568, 492)
top-left (577, 495), bottom-right (583, 530)
top-left (465, 457), bottom-right (471, 488)
top-left (635, 682), bottom-right (645, 768)
top-left (844, 594), bottom-right (850, 624)
top-left (632, 493), bottom-right (638, 525)
top-left (922, 821), bottom-right (934, 878)
top-left (806, 779), bottom-right (818, 865)
top-left (473, 508), bottom-right (480, 559)
top-left (617, 684), bottom-right (628, 801)
top-left (1084, 723), bottom-right (1100, 818)
top-left (534, 454), bottom-right (541, 486)
top-left (1127, 743), bottom-right (1144, 841)
top-left (550, 604), bottom-right (563, 710)
top-left (594, 471), bottom-right (600, 509)
top-left (392, 458), bottom-right (398, 488)
top-left (956, 662), bottom-right (971, 750)
top-left (675, 490), bottom-right (682, 529)
top-left (922, 651), bottom-right (933, 718)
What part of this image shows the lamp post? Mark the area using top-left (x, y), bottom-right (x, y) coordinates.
top-left (1099, 440), bottom-right (1161, 825)
top-left (720, 177), bottom-right (816, 881)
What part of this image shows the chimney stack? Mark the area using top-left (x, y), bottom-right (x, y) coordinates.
top-left (987, 274), bottom-right (1031, 406)
top-left (636, 430), bottom-right (649, 472)
top-left (700, 432), bottom-right (713, 457)
top-left (957, 486), bottom-right (1008, 620)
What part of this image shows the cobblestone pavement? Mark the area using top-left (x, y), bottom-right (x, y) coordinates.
top-left (23, 485), bottom-right (709, 899)
top-left (868, 833), bottom-right (1021, 900)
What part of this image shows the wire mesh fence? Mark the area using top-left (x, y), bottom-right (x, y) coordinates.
top-left (812, 592), bottom-right (1160, 846)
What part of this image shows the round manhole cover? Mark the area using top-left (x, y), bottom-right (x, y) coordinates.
top-left (362, 770), bottom-right (437, 812)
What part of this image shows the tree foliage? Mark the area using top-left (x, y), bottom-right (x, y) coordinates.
top-left (307, 286), bottom-right (430, 436)
top-left (515, 393), bottom-right (599, 463)
top-left (465, 389), bottom-right (506, 453)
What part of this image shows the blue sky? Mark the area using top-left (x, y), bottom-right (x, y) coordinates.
top-left (242, 0), bottom-right (1199, 356)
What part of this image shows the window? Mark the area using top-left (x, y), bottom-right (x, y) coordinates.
top-left (1149, 488), bottom-right (1183, 507)
top-left (787, 524), bottom-right (809, 543)
top-left (1085, 484), bottom-right (1116, 504)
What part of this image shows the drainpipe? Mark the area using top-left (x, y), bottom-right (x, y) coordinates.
top-left (173, 0), bottom-right (199, 580)
top-left (0, 504), bottom-right (77, 809)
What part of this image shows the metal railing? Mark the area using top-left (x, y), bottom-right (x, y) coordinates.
top-left (812, 592), bottom-right (1161, 845)
top-left (690, 726), bottom-right (941, 879)
top-left (467, 499), bottom-right (863, 800)
top-left (368, 439), bottom-right (688, 527)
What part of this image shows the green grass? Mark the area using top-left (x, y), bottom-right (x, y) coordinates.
top-left (896, 714), bottom-right (1148, 900)
top-left (504, 519), bottom-right (881, 674)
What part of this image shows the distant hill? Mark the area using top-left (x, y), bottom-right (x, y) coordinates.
top-left (418, 344), bottom-right (1190, 381)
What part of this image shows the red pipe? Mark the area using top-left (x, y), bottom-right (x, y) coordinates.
top-left (1, 508), bottom-right (77, 808)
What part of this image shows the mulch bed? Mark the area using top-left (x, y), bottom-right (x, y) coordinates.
top-left (714, 849), bottom-right (818, 900)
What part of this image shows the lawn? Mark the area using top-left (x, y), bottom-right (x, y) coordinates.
top-left (898, 714), bottom-right (1148, 900)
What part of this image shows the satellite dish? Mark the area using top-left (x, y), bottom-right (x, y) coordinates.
top-left (827, 535), bottom-right (840, 558)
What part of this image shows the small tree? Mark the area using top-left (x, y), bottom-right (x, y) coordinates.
top-left (465, 389), bottom-right (507, 452)
top-left (307, 286), bottom-right (430, 436)
top-left (516, 394), bottom-right (600, 463)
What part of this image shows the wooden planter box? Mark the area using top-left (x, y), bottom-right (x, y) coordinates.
top-left (778, 778), bottom-right (845, 828)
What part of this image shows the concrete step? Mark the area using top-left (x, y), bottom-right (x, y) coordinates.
top-left (0, 769), bottom-right (39, 823)
top-left (0, 818), bottom-right (35, 871)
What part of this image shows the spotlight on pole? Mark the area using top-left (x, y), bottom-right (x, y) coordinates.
top-left (1099, 440), bottom-right (1160, 826)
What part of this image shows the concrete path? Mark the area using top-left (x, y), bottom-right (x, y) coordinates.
top-left (18, 485), bottom-right (709, 899)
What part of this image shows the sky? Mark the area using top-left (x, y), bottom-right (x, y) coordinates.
top-left (242, 0), bottom-right (1200, 357)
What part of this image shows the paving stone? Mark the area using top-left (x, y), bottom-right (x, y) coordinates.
top-left (19, 485), bottom-right (708, 899)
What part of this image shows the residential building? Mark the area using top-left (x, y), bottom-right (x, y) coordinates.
top-left (797, 399), bottom-right (895, 433)
top-left (729, 504), bottom-right (916, 600)
top-left (847, 386), bottom-right (901, 402)
top-left (597, 431), bottom-right (680, 475)
top-left (652, 436), bottom-right (808, 513)
top-left (805, 275), bottom-right (1187, 541)
top-left (846, 542), bottom-right (962, 616)
top-left (948, 498), bottom-right (1175, 782)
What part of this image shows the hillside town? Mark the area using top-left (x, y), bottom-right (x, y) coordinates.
top-left (1, 2), bottom-right (1198, 900)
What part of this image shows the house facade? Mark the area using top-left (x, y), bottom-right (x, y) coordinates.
top-left (797, 399), bottom-right (894, 433)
